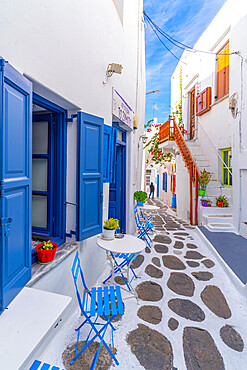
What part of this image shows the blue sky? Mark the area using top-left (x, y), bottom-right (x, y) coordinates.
top-left (144, 0), bottom-right (226, 124)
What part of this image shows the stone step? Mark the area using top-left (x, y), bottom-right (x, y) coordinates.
top-left (205, 223), bottom-right (237, 232)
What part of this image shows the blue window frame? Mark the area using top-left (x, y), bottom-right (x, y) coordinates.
top-left (103, 125), bottom-right (117, 183)
top-left (32, 94), bottom-right (67, 263)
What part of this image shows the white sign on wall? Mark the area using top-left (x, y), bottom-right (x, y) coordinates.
top-left (112, 89), bottom-right (133, 129)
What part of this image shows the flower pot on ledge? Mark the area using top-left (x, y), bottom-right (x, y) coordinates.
top-left (36, 242), bottom-right (58, 264)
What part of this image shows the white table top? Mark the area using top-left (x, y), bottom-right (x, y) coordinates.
top-left (139, 204), bottom-right (160, 210)
top-left (97, 234), bottom-right (145, 254)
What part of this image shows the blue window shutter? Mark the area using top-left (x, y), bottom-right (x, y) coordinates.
top-left (165, 172), bottom-right (167, 192)
top-left (162, 173), bottom-right (165, 190)
top-left (0, 59), bottom-right (32, 313)
top-left (77, 112), bottom-right (104, 240)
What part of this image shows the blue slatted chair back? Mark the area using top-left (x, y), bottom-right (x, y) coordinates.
top-left (71, 251), bottom-right (89, 309)
top-left (29, 359), bottom-right (64, 370)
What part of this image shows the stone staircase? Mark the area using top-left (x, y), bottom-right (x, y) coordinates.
top-left (186, 141), bottom-right (236, 233)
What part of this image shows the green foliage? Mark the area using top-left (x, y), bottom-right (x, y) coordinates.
top-left (104, 218), bottom-right (120, 230)
top-left (134, 191), bottom-right (148, 203)
top-left (198, 169), bottom-right (212, 190)
top-left (39, 240), bottom-right (55, 250)
top-left (216, 195), bottom-right (229, 207)
top-left (144, 132), bottom-right (173, 167)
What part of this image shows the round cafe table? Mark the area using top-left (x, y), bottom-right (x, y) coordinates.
top-left (97, 234), bottom-right (145, 297)
top-left (140, 204), bottom-right (160, 211)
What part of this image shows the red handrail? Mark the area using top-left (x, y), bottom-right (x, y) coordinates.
top-left (159, 115), bottom-right (200, 225)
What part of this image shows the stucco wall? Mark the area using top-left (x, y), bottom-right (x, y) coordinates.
top-left (0, 0), bottom-right (146, 283)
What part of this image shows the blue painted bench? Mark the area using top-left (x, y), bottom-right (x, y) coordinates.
top-left (29, 360), bottom-right (64, 370)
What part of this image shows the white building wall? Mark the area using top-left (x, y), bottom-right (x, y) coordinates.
top-left (170, 0), bottom-right (247, 231)
top-left (230, 13), bottom-right (247, 237)
top-left (0, 0), bottom-right (146, 284)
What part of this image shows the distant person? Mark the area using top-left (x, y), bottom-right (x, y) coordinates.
top-left (149, 182), bottom-right (155, 199)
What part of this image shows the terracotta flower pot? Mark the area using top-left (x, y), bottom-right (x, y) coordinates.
top-left (36, 242), bottom-right (58, 264)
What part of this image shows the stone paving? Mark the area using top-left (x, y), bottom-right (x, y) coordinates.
top-left (40, 199), bottom-right (247, 369)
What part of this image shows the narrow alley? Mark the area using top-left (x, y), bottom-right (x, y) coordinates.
top-left (39, 199), bottom-right (247, 370)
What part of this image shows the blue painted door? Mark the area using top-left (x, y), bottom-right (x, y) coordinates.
top-left (157, 174), bottom-right (160, 197)
top-left (0, 59), bottom-right (32, 313)
top-left (77, 112), bottom-right (104, 240)
top-left (109, 144), bottom-right (126, 233)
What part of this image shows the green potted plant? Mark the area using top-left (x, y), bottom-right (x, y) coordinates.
top-left (216, 195), bottom-right (229, 207)
top-left (36, 240), bottom-right (58, 264)
top-left (201, 198), bottom-right (212, 207)
top-left (103, 218), bottom-right (120, 240)
top-left (134, 191), bottom-right (148, 206)
top-left (198, 169), bottom-right (212, 196)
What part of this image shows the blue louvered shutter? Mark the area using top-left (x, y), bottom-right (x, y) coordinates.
top-left (164, 172), bottom-right (168, 192)
top-left (77, 112), bottom-right (104, 240)
top-left (0, 59), bottom-right (32, 313)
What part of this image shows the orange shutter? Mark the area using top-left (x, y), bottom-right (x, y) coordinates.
top-left (217, 42), bottom-right (229, 100)
top-left (196, 87), bottom-right (211, 116)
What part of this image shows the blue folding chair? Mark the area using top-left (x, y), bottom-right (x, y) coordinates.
top-left (139, 208), bottom-right (154, 222)
top-left (71, 251), bottom-right (124, 369)
top-left (103, 251), bottom-right (138, 291)
top-left (29, 360), bottom-right (64, 370)
top-left (134, 206), bottom-right (153, 248)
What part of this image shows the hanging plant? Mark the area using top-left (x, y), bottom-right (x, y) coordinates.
top-left (144, 132), bottom-right (173, 166)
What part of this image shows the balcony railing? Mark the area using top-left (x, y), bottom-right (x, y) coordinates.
top-left (159, 115), bottom-right (200, 225)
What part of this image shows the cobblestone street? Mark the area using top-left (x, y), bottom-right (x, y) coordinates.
top-left (42, 199), bottom-right (247, 369)
top-left (110, 199), bottom-right (247, 369)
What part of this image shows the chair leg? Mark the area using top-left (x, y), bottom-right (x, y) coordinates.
top-left (70, 314), bottom-right (119, 366)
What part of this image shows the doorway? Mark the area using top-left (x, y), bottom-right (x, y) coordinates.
top-left (108, 129), bottom-right (126, 233)
top-left (189, 88), bottom-right (195, 140)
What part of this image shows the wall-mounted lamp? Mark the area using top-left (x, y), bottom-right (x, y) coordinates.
top-left (139, 134), bottom-right (148, 145)
top-left (107, 63), bottom-right (123, 77)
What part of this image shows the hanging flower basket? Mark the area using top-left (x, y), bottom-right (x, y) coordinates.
top-left (198, 188), bottom-right (206, 196)
top-left (36, 242), bottom-right (58, 264)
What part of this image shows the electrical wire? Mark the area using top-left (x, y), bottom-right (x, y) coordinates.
top-left (144, 11), bottom-right (237, 57)
top-left (146, 16), bottom-right (186, 64)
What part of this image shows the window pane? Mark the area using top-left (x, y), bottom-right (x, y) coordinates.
top-left (32, 195), bottom-right (47, 229)
top-left (117, 130), bottom-right (123, 141)
top-left (229, 168), bottom-right (232, 185)
top-left (33, 121), bottom-right (48, 154)
top-left (223, 169), bottom-right (228, 185)
top-left (223, 150), bottom-right (228, 165)
top-left (32, 158), bottom-right (48, 191)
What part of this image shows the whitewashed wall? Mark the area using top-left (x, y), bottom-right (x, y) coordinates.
top-left (170, 0), bottom-right (247, 229)
top-left (0, 0), bottom-right (146, 283)
top-left (230, 13), bottom-right (247, 237)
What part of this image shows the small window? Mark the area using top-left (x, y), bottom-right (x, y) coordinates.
top-left (222, 148), bottom-right (232, 186)
top-left (216, 42), bottom-right (229, 101)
